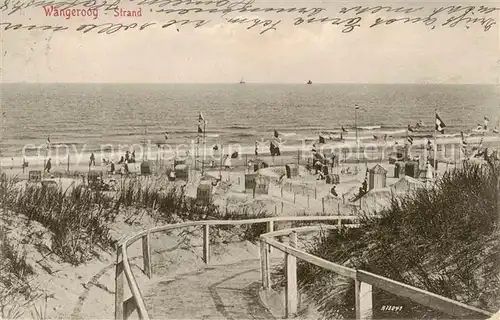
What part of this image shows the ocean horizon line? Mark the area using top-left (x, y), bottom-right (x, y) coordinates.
top-left (1, 82), bottom-right (498, 86)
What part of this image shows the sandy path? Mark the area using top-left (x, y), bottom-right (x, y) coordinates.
top-left (143, 259), bottom-right (279, 320)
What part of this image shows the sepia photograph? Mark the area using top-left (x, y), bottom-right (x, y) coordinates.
top-left (1, 0), bottom-right (499, 319)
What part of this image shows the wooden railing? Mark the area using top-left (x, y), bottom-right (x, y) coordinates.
top-left (115, 216), bottom-right (493, 320)
top-left (114, 215), bottom-right (359, 320)
top-left (260, 227), bottom-right (494, 320)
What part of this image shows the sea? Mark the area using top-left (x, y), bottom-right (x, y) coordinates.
top-left (1, 83), bottom-right (499, 164)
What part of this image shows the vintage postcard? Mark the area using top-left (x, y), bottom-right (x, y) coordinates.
top-left (1, 0), bottom-right (499, 319)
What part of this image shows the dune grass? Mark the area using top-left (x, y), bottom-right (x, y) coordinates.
top-left (0, 173), bottom-right (118, 265)
top-left (0, 174), bottom-right (273, 266)
top-left (0, 173), bottom-right (273, 317)
top-left (115, 177), bottom-right (272, 241)
top-left (0, 230), bottom-right (41, 319)
top-left (273, 161), bottom-right (500, 319)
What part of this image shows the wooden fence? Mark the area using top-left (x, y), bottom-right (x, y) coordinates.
top-left (115, 216), bottom-right (493, 320)
top-left (260, 227), bottom-right (494, 320)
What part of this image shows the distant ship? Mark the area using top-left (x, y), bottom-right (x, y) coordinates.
top-left (307, 80), bottom-right (312, 84)
top-left (239, 77), bottom-right (245, 84)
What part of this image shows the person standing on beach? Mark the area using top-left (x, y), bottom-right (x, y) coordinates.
top-left (255, 141), bottom-right (258, 156)
top-left (330, 185), bottom-right (338, 197)
top-left (90, 153), bottom-right (95, 167)
top-left (45, 158), bottom-right (52, 173)
top-left (22, 157), bottom-right (28, 173)
top-left (224, 154), bottom-right (231, 170)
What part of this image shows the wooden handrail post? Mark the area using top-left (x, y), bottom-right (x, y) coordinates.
top-left (260, 240), bottom-right (269, 290)
top-left (267, 220), bottom-right (274, 233)
top-left (355, 278), bottom-right (373, 320)
top-left (115, 245), bottom-right (124, 320)
top-left (203, 224), bottom-right (210, 264)
top-left (285, 231), bottom-right (298, 318)
top-left (142, 233), bottom-right (152, 278)
top-left (266, 221), bottom-right (274, 254)
top-left (123, 297), bottom-right (138, 320)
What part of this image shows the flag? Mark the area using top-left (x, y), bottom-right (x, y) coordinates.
top-left (460, 131), bottom-right (468, 152)
top-left (198, 125), bottom-right (203, 134)
top-left (270, 140), bottom-right (281, 156)
top-left (407, 124), bottom-right (415, 132)
top-left (473, 136), bottom-right (485, 158)
top-left (274, 129), bottom-right (279, 138)
top-left (416, 120), bottom-right (424, 128)
top-left (319, 134), bottom-right (325, 144)
top-left (341, 127), bottom-right (348, 132)
top-left (355, 104), bottom-right (360, 110)
top-left (435, 113), bottom-right (446, 133)
top-left (198, 112), bottom-right (205, 122)
top-left (460, 132), bottom-right (467, 144)
top-left (47, 137), bottom-right (51, 144)
top-left (407, 135), bottom-right (414, 145)
top-left (484, 116), bottom-right (490, 130)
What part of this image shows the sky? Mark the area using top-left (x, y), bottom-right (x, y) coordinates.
top-left (1, 0), bottom-right (499, 84)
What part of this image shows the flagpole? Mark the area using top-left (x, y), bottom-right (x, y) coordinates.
top-left (355, 106), bottom-right (359, 162)
top-left (458, 136), bottom-right (461, 169)
top-left (195, 132), bottom-right (199, 171)
top-left (143, 124), bottom-right (147, 162)
top-left (219, 144), bottom-right (223, 179)
top-left (433, 109), bottom-right (437, 180)
top-left (202, 120), bottom-right (206, 175)
top-left (406, 123), bottom-right (409, 161)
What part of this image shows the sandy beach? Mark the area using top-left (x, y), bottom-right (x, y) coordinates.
top-left (3, 134), bottom-right (498, 179)
top-left (1, 137), bottom-right (476, 223)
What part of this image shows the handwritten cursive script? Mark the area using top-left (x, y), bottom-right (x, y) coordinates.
top-left (1, 1), bottom-right (498, 34)
top-left (365, 5), bottom-right (498, 31)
